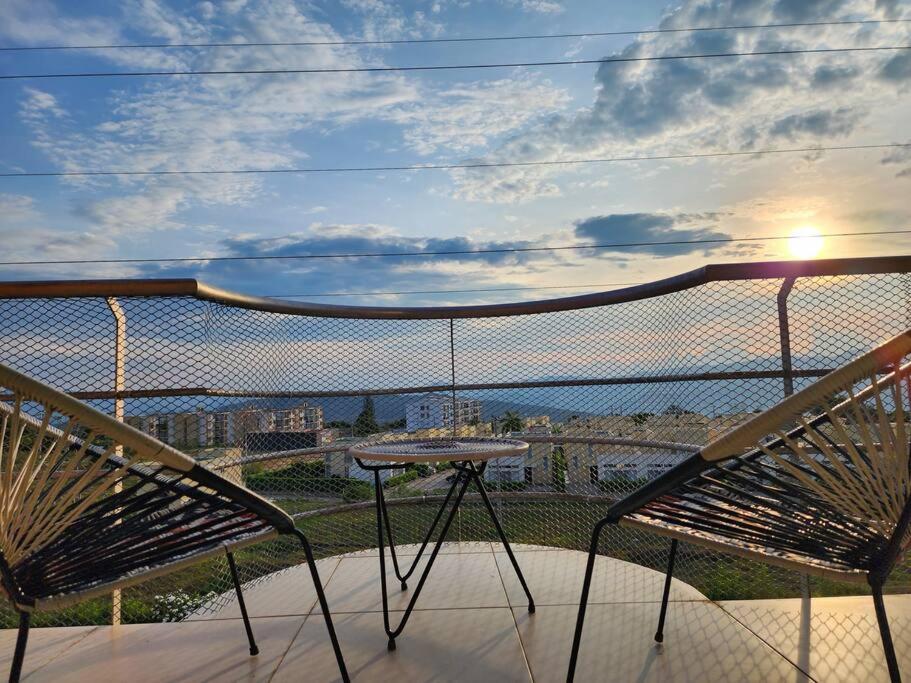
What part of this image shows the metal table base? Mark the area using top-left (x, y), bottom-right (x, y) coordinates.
top-left (356, 458), bottom-right (535, 651)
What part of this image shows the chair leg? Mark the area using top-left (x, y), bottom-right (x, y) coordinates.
top-left (9, 611), bottom-right (30, 683)
top-left (872, 581), bottom-right (902, 683)
top-left (654, 538), bottom-right (678, 643)
top-left (294, 529), bottom-right (350, 683)
top-left (567, 518), bottom-right (610, 683)
top-left (226, 551), bottom-right (259, 656)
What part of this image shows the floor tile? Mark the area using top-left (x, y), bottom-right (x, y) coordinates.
top-left (21, 617), bottom-right (305, 683)
top-left (720, 595), bottom-right (911, 683)
top-left (0, 624), bottom-right (97, 680)
top-left (188, 559), bottom-right (340, 620)
top-left (495, 550), bottom-right (706, 608)
top-left (514, 602), bottom-right (803, 683)
top-left (314, 551), bottom-right (509, 613)
top-left (274, 607), bottom-right (531, 682)
top-left (340, 541), bottom-right (494, 558)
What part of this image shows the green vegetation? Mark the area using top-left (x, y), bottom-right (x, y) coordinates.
top-left (498, 410), bottom-right (524, 434)
top-left (353, 396), bottom-right (379, 436)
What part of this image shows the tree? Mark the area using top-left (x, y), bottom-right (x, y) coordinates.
top-left (550, 425), bottom-right (566, 493)
top-left (353, 396), bottom-right (379, 436)
top-left (499, 410), bottom-right (524, 434)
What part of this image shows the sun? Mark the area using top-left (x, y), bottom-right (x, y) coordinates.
top-left (787, 225), bottom-right (824, 259)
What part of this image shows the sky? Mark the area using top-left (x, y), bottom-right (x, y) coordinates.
top-left (1, 0), bottom-right (910, 307)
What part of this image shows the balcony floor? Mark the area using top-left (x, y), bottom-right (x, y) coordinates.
top-left (4, 543), bottom-right (910, 682)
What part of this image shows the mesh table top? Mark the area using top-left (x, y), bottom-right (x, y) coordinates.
top-left (347, 437), bottom-right (529, 463)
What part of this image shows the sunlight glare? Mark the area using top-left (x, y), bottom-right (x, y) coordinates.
top-left (787, 225), bottom-right (824, 259)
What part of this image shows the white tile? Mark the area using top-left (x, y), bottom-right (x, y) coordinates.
top-left (495, 550), bottom-right (706, 608)
top-left (22, 618), bottom-right (305, 683)
top-left (514, 602), bottom-right (803, 683)
top-left (314, 552), bottom-right (509, 613)
top-left (721, 595), bottom-right (911, 682)
top-left (274, 608), bottom-right (531, 682)
top-left (188, 558), bottom-right (340, 620)
top-left (340, 541), bottom-right (494, 558)
top-left (0, 624), bottom-right (97, 679)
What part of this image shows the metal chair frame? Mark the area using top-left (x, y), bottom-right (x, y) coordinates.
top-left (0, 364), bottom-right (349, 683)
top-left (568, 331), bottom-right (911, 683)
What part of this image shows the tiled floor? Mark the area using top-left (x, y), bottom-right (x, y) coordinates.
top-left (5, 544), bottom-right (909, 682)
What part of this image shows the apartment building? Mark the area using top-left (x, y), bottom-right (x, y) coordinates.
top-left (127, 401), bottom-right (325, 450)
top-left (404, 393), bottom-right (482, 431)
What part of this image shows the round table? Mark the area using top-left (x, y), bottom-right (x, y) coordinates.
top-left (348, 436), bottom-right (529, 463)
top-left (346, 436), bottom-right (536, 651)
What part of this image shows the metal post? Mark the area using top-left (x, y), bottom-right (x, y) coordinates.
top-left (449, 319), bottom-right (457, 439)
top-left (777, 279), bottom-right (813, 611)
top-left (106, 296), bottom-right (126, 627)
top-left (777, 277), bottom-right (796, 397)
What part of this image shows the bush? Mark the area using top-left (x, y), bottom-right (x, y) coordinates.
top-left (341, 481), bottom-right (373, 502)
top-left (151, 589), bottom-right (218, 622)
top-left (245, 460), bottom-right (327, 492)
top-left (384, 469), bottom-right (419, 488)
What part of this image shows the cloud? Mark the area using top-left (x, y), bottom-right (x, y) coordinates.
top-left (838, 208), bottom-right (911, 227)
top-left (768, 107), bottom-right (859, 141)
top-left (0, 194), bottom-right (39, 223)
top-left (219, 225), bottom-right (551, 267)
top-left (11, 0), bottom-right (571, 231)
top-left (0, 0), bottom-right (120, 47)
top-left (573, 213), bottom-right (731, 257)
top-left (508, 0), bottom-right (563, 12)
top-left (446, 0), bottom-right (910, 203)
top-left (810, 64), bottom-right (861, 88)
top-left (880, 143), bottom-right (911, 178)
top-left (879, 52), bottom-right (911, 82)
top-left (385, 74), bottom-right (570, 155)
top-left (14, 0), bottom-right (422, 233)
top-left (129, 223), bottom-right (586, 304)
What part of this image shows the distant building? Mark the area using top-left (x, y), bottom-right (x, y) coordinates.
top-left (405, 393), bottom-right (482, 431)
top-left (127, 401), bottom-right (325, 450)
top-left (484, 434), bottom-right (552, 486)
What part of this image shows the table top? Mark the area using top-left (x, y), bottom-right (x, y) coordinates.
top-left (347, 436), bottom-right (529, 463)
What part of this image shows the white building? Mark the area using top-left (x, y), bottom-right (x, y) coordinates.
top-left (405, 393), bottom-right (482, 431)
top-left (588, 447), bottom-right (691, 484)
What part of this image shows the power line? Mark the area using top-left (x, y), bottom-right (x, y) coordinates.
top-left (2, 44), bottom-right (908, 80)
top-left (2, 18), bottom-right (908, 52)
top-left (2, 143), bottom-right (907, 178)
top-left (264, 282), bottom-right (642, 298)
top-left (1, 229), bottom-right (908, 267)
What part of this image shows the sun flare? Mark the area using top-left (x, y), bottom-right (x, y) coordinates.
top-left (787, 225), bottom-right (824, 259)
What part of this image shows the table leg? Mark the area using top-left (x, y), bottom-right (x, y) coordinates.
top-left (377, 465), bottom-right (464, 591)
top-left (466, 461), bottom-right (536, 613)
top-left (373, 466), bottom-right (474, 651)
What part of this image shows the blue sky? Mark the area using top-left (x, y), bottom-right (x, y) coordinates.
top-left (1, 0), bottom-right (910, 305)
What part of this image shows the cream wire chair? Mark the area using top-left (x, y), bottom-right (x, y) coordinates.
top-left (568, 330), bottom-right (911, 683)
top-left (0, 363), bottom-right (349, 683)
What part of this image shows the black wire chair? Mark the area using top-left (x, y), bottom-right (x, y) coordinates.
top-left (568, 330), bottom-right (911, 683)
top-left (0, 363), bottom-right (349, 683)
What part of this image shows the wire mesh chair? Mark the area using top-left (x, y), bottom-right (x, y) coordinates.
top-left (567, 330), bottom-right (911, 683)
top-left (0, 363), bottom-right (349, 683)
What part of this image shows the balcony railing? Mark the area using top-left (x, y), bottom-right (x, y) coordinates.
top-left (1, 254), bottom-right (910, 628)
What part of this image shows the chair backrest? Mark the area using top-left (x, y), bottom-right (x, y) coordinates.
top-left (701, 330), bottom-right (911, 571)
top-left (0, 362), bottom-right (293, 606)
